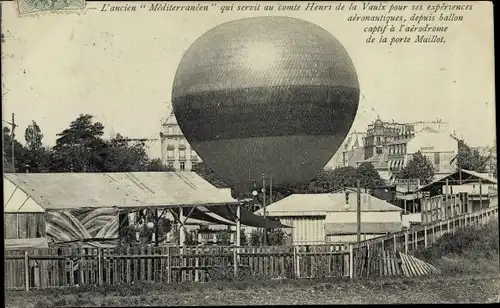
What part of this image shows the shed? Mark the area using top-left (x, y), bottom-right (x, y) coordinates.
top-left (416, 169), bottom-right (497, 212)
top-left (255, 192), bottom-right (403, 245)
top-left (4, 172), bottom-right (287, 246)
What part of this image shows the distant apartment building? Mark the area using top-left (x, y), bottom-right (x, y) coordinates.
top-left (325, 131), bottom-right (366, 169)
top-left (412, 120), bottom-right (450, 134)
top-left (358, 118), bottom-right (458, 181)
top-left (387, 131), bottom-right (458, 176)
top-left (363, 119), bottom-right (410, 160)
top-left (160, 112), bottom-right (201, 171)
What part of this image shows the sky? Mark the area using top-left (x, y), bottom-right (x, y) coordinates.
top-left (1, 1), bottom-right (496, 159)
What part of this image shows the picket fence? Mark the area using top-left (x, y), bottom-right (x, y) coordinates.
top-left (5, 206), bottom-right (497, 291)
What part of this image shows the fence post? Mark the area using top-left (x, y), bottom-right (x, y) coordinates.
top-left (233, 247), bottom-right (238, 279)
top-left (98, 248), bottom-right (104, 286)
top-left (296, 246), bottom-right (301, 279)
top-left (413, 231), bottom-right (417, 251)
top-left (349, 244), bottom-right (354, 279)
top-left (404, 231), bottom-right (409, 254)
top-left (24, 250), bottom-right (30, 292)
top-left (195, 247), bottom-right (199, 283)
top-left (167, 246), bottom-right (172, 283)
top-left (293, 245), bottom-right (298, 278)
top-left (393, 234), bottom-right (397, 252)
top-left (424, 226), bottom-right (428, 248)
top-left (432, 224), bottom-right (435, 244)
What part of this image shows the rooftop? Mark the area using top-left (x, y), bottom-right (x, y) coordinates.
top-left (359, 153), bottom-right (389, 169)
top-left (4, 172), bottom-right (237, 210)
top-left (255, 192), bottom-right (401, 216)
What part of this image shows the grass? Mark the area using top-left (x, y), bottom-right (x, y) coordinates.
top-left (5, 220), bottom-right (500, 306)
top-left (415, 218), bottom-right (499, 276)
top-left (5, 276), bottom-right (500, 307)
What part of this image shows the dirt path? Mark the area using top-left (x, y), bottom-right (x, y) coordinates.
top-left (6, 275), bottom-right (500, 307)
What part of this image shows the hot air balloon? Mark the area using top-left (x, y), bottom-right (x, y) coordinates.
top-left (172, 17), bottom-right (359, 193)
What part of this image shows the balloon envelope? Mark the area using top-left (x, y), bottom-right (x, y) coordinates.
top-left (172, 17), bottom-right (360, 193)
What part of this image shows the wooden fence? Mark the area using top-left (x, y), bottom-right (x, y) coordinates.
top-left (5, 206), bottom-right (497, 291)
top-left (351, 206), bottom-right (498, 278)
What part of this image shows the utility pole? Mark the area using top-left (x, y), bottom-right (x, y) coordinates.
top-left (357, 179), bottom-right (361, 244)
top-left (2, 113), bottom-right (17, 172)
top-left (262, 174), bottom-right (267, 246)
top-left (11, 113), bottom-right (15, 172)
top-left (269, 176), bottom-right (273, 207)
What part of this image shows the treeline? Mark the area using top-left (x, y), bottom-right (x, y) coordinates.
top-left (4, 113), bottom-right (493, 197)
top-left (194, 160), bottom-right (386, 203)
top-left (3, 114), bottom-right (172, 173)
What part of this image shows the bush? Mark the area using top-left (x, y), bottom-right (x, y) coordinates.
top-left (216, 231), bottom-right (232, 245)
top-left (419, 219), bottom-right (499, 261)
top-left (250, 229), bottom-right (288, 246)
top-left (415, 219), bottom-right (499, 275)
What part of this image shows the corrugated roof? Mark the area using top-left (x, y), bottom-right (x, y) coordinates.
top-left (255, 192), bottom-right (402, 216)
top-left (4, 172), bottom-right (237, 210)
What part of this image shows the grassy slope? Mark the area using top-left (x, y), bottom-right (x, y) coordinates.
top-left (6, 220), bottom-right (500, 307)
top-left (415, 219), bottom-right (499, 276)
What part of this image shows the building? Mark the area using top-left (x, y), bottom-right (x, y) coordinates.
top-left (255, 192), bottom-right (403, 245)
top-left (325, 130), bottom-right (366, 169)
top-left (387, 131), bottom-right (458, 176)
top-left (358, 118), bottom-right (458, 181)
top-left (3, 172), bottom-right (236, 244)
top-left (160, 112), bottom-right (201, 171)
top-left (412, 120), bottom-right (450, 134)
top-left (363, 118), bottom-right (411, 160)
top-left (4, 172), bottom-right (286, 250)
top-left (341, 131), bottom-right (366, 167)
top-left (415, 169), bottom-right (497, 223)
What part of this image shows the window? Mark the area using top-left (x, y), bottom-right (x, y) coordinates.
top-left (168, 126), bottom-right (173, 134)
top-left (376, 147), bottom-right (382, 155)
top-left (434, 152), bottom-right (440, 165)
top-left (179, 149), bottom-right (186, 159)
top-left (180, 161), bottom-right (185, 170)
top-left (167, 149), bottom-right (174, 159)
top-left (191, 162), bottom-right (197, 170)
top-left (168, 161), bottom-right (174, 169)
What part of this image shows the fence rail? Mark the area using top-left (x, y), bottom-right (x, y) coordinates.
top-left (5, 206), bottom-right (497, 291)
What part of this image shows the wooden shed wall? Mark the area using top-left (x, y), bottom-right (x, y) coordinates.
top-left (4, 213), bottom-right (46, 239)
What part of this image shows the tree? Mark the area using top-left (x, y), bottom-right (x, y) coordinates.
top-left (146, 158), bottom-right (175, 172)
top-left (103, 133), bottom-right (151, 172)
top-left (192, 162), bottom-right (229, 188)
top-left (456, 139), bottom-right (489, 173)
top-left (356, 162), bottom-right (384, 189)
top-left (306, 167), bottom-right (357, 193)
top-left (398, 151), bottom-right (435, 185)
top-left (23, 121), bottom-right (51, 172)
top-left (3, 126), bottom-right (27, 172)
top-left (51, 114), bottom-right (107, 172)
top-left (25, 121), bottom-right (43, 152)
